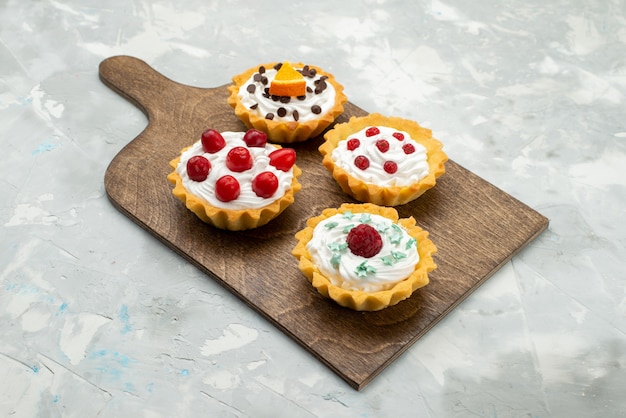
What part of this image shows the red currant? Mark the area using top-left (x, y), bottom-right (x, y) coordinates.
top-left (365, 127), bottom-right (380, 137)
top-left (186, 156), bottom-right (211, 182)
top-left (226, 146), bottom-right (253, 172)
top-left (243, 129), bottom-right (267, 147)
top-left (376, 139), bottom-right (390, 153)
top-left (201, 129), bottom-right (226, 153)
top-left (215, 175), bottom-right (240, 202)
top-left (383, 161), bottom-right (398, 174)
top-left (403, 143), bottom-right (416, 154)
top-left (354, 155), bottom-right (370, 170)
top-left (392, 132), bottom-right (404, 141)
top-left (346, 138), bottom-right (360, 151)
top-left (252, 171), bottom-right (279, 198)
top-left (268, 148), bottom-right (296, 172)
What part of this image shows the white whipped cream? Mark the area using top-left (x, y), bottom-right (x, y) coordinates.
top-left (306, 212), bottom-right (419, 292)
top-left (175, 131), bottom-right (295, 210)
top-left (330, 126), bottom-right (429, 187)
top-left (237, 65), bottom-right (337, 122)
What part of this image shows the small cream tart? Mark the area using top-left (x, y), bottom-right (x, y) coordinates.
top-left (306, 212), bottom-right (419, 292)
top-left (320, 113), bottom-right (448, 206)
top-left (293, 203), bottom-right (437, 311)
top-left (227, 62), bottom-right (348, 143)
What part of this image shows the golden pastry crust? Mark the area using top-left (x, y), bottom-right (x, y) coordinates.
top-left (292, 203), bottom-right (437, 311)
top-left (167, 146), bottom-right (302, 231)
top-left (319, 113), bottom-right (448, 206)
top-left (227, 62), bottom-right (348, 143)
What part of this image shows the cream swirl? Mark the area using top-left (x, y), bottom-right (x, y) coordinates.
top-left (306, 212), bottom-right (419, 292)
top-left (237, 65), bottom-right (337, 122)
top-left (330, 126), bottom-right (429, 187)
top-left (175, 132), bottom-right (294, 210)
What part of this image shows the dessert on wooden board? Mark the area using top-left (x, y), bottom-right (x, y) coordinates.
top-left (292, 203), bottom-right (437, 311)
top-left (167, 128), bottom-right (301, 230)
top-left (227, 61), bottom-right (348, 143)
top-left (319, 113), bottom-right (448, 206)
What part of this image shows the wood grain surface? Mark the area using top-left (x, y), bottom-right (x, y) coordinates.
top-left (99, 55), bottom-right (549, 390)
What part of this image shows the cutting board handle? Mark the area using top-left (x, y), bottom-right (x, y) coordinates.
top-left (99, 55), bottom-right (181, 120)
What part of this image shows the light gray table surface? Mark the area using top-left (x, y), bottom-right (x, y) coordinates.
top-left (1, 0), bottom-right (624, 416)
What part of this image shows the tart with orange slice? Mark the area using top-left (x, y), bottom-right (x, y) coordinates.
top-left (227, 61), bottom-right (347, 143)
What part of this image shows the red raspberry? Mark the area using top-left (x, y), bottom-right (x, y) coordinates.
top-left (252, 171), bottom-right (279, 198)
top-left (243, 129), bottom-right (267, 147)
top-left (375, 139), bottom-right (390, 153)
top-left (346, 138), bottom-right (360, 151)
top-left (186, 155), bottom-right (211, 182)
top-left (365, 127), bottom-right (380, 137)
top-left (201, 129), bottom-right (226, 153)
top-left (215, 175), bottom-right (240, 202)
top-left (392, 132), bottom-right (404, 141)
top-left (346, 224), bottom-right (383, 258)
top-left (226, 146), bottom-right (253, 172)
top-left (354, 155), bottom-right (370, 170)
top-left (383, 161), bottom-right (398, 174)
top-left (403, 143), bottom-right (416, 154)
top-left (268, 148), bottom-right (296, 172)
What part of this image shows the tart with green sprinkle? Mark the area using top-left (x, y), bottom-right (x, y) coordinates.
top-left (292, 203), bottom-right (437, 311)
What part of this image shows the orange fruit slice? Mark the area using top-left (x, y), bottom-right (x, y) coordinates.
top-left (269, 62), bottom-right (306, 97)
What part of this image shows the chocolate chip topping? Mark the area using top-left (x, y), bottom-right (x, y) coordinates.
top-left (253, 73), bottom-right (263, 82)
top-left (259, 65), bottom-right (266, 74)
top-left (293, 110), bottom-right (299, 121)
top-left (246, 84), bottom-right (256, 93)
top-left (299, 65), bottom-right (317, 78)
top-left (280, 96), bottom-right (291, 104)
top-left (314, 77), bottom-right (328, 94)
top-left (250, 103), bottom-right (258, 109)
top-left (277, 107), bottom-right (287, 117)
top-left (311, 105), bottom-right (322, 114)
top-left (265, 113), bottom-right (274, 120)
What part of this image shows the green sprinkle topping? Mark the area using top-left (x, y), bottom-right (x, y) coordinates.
top-left (342, 211), bottom-right (354, 220)
top-left (375, 222), bottom-right (390, 233)
top-left (355, 261), bottom-right (377, 277)
top-left (324, 221), bottom-right (338, 229)
top-left (390, 233), bottom-right (403, 244)
top-left (405, 238), bottom-right (416, 250)
top-left (330, 253), bottom-right (342, 268)
top-left (359, 213), bottom-right (372, 224)
top-left (388, 224), bottom-right (404, 244)
top-left (381, 251), bottom-right (408, 266)
top-left (342, 223), bottom-right (355, 233)
top-left (328, 242), bottom-right (348, 252)
top-left (391, 251), bottom-right (407, 261)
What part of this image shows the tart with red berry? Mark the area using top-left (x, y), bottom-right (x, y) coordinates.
top-left (319, 113), bottom-right (447, 206)
top-left (227, 61), bottom-right (348, 143)
top-left (292, 203), bottom-right (437, 311)
top-left (167, 128), bottom-right (302, 230)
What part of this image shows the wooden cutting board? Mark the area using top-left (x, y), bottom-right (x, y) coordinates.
top-left (99, 55), bottom-right (548, 390)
